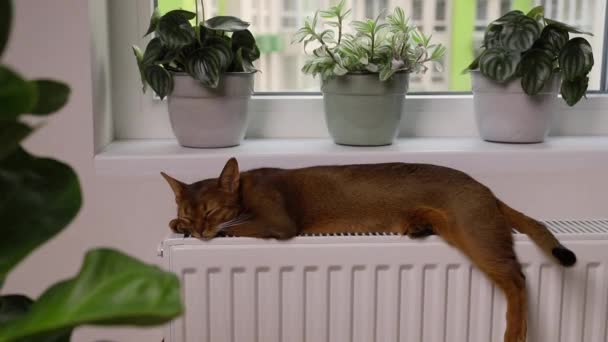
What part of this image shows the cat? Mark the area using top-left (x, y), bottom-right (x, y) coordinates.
top-left (162, 157), bottom-right (576, 342)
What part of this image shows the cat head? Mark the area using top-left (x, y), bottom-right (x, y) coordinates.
top-left (161, 158), bottom-right (243, 239)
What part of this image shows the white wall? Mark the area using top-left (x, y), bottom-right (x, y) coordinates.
top-left (2, 1), bottom-right (607, 342)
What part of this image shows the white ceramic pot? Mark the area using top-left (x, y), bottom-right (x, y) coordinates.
top-left (168, 72), bottom-right (254, 148)
top-left (471, 70), bottom-right (560, 143)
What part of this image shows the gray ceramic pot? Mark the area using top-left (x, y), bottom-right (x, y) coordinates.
top-left (167, 72), bottom-right (254, 148)
top-left (471, 70), bottom-right (560, 144)
top-left (321, 73), bottom-right (409, 146)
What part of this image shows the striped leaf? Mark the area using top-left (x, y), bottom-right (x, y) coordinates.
top-left (561, 76), bottom-right (588, 106)
top-left (132, 46), bottom-right (147, 93)
top-left (479, 48), bottom-right (520, 82)
top-left (499, 15), bottom-right (541, 51)
top-left (492, 10), bottom-right (525, 25)
top-left (142, 38), bottom-right (164, 66)
top-left (520, 49), bottom-right (554, 95)
top-left (144, 65), bottom-right (173, 99)
top-left (539, 24), bottom-right (569, 55)
top-left (526, 6), bottom-right (545, 21)
top-left (157, 10), bottom-right (195, 49)
top-left (559, 37), bottom-right (594, 81)
top-left (483, 24), bottom-right (503, 48)
top-left (144, 7), bottom-right (161, 37)
top-left (462, 54), bottom-right (481, 74)
top-left (204, 16), bottom-right (250, 32)
top-left (185, 50), bottom-right (223, 88)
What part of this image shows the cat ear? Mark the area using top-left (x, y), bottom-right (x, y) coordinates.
top-left (219, 157), bottom-right (240, 193)
top-left (161, 172), bottom-right (186, 198)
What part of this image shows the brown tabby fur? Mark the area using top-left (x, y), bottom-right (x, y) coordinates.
top-left (162, 158), bottom-right (576, 342)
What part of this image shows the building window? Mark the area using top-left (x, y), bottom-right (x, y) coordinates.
top-left (412, 0), bottom-right (423, 21)
top-left (436, 0), bottom-right (446, 21)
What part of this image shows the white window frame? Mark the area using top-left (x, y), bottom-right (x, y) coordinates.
top-left (104, 0), bottom-right (608, 145)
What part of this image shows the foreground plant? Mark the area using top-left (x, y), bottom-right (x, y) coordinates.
top-left (0, 1), bottom-right (182, 340)
top-left (465, 6), bottom-right (594, 106)
top-left (293, 0), bottom-right (445, 81)
top-left (133, 0), bottom-right (261, 99)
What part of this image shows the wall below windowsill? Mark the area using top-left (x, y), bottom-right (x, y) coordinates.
top-left (95, 136), bottom-right (608, 178)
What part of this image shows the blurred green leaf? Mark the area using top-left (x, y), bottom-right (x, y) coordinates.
top-left (520, 49), bottom-right (554, 95)
top-left (0, 120), bottom-right (32, 160)
top-left (0, 66), bottom-right (37, 119)
top-left (30, 80), bottom-right (70, 115)
top-left (0, 148), bottom-right (82, 284)
top-left (545, 18), bottom-right (592, 35)
top-left (204, 16), bottom-right (250, 32)
top-left (561, 76), bottom-right (588, 106)
top-left (0, 249), bottom-right (183, 342)
top-left (526, 6), bottom-right (545, 21)
top-left (559, 37), bottom-right (594, 81)
top-left (132, 46), bottom-right (147, 93)
top-left (0, 295), bottom-right (33, 324)
top-left (479, 48), bottom-right (520, 82)
top-left (0, 0), bottom-right (11, 58)
top-left (157, 10), bottom-right (195, 49)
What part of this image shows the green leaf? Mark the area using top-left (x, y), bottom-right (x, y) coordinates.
top-left (157, 10), bottom-right (195, 49)
top-left (185, 49), bottom-right (223, 88)
top-left (231, 30), bottom-right (259, 63)
top-left (499, 15), bottom-right (541, 51)
top-left (479, 48), bottom-right (520, 82)
top-left (30, 80), bottom-right (70, 115)
top-left (483, 24), bottom-right (503, 49)
top-left (0, 248), bottom-right (183, 342)
top-left (0, 66), bottom-right (37, 119)
top-left (0, 120), bottom-right (32, 160)
top-left (204, 16), bottom-right (250, 32)
top-left (142, 38), bottom-right (164, 66)
top-left (463, 54), bottom-right (481, 73)
top-left (0, 295), bottom-right (33, 325)
top-left (143, 7), bottom-right (161, 37)
top-left (559, 37), bottom-right (594, 81)
top-left (132, 46), bottom-right (147, 93)
top-left (526, 6), bottom-right (545, 21)
top-left (0, 0), bottom-right (12, 58)
top-left (0, 147), bottom-right (81, 284)
top-left (520, 49), bottom-right (554, 95)
top-left (144, 65), bottom-right (173, 99)
top-left (492, 10), bottom-right (525, 25)
top-left (545, 18), bottom-right (592, 35)
top-left (333, 64), bottom-right (348, 76)
top-left (538, 24), bottom-right (569, 55)
top-left (561, 76), bottom-right (588, 106)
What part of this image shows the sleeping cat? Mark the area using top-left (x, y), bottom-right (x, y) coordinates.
top-left (162, 158), bottom-right (576, 342)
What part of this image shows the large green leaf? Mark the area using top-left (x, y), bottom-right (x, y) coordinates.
top-left (0, 66), bottom-right (37, 119)
top-left (144, 65), bottom-right (173, 99)
top-left (520, 49), bottom-right (554, 95)
top-left (0, 248), bottom-right (183, 342)
top-left (526, 6), bottom-right (545, 21)
top-left (479, 48), bottom-right (520, 82)
top-left (483, 24), bottom-right (503, 48)
top-left (204, 16), bottom-right (250, 32)
top-left (231, 30), bottom-right (256, 52)
top-left (185, 49), bottom-right (222, 88)
top-left (157, 10), bottom-right (195, 49)
top-left (492, 10), bottom-right (525, 25)
top-left (538, 24), bottom-right (569, 55)
top-left (142, 38), bottom-right (164, 66)
top-left (143, 7), bottom-right (161, 37)
top-left (0, 148), bottom-right (81, 284)
top-left (561, 76), bottom-right (588, 106)
top-left (0, 0), bottom-right (11, 58)
top-left (0, 120), bottom-right (32, 160)
top-left (499, 15), bottom-right (541, 51)
top-left (30, 80), bottom-right (70, 115)
top-left (559, 37), bottom-right (594, 81)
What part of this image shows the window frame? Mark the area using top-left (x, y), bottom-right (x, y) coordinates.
top-left (106, 0), bottom-right (608, 141)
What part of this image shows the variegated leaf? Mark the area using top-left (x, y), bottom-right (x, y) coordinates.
top-left (479, 48), bottom-right (520, 82)
top-left (157, 10), bottom-right (195, 49)
top-left (559, 37), bottom-right (594, 81)
top-left (499, 15), bottom-right (541, 51)
top-left (144, 65), bottom-right (173, 99)
top-left (520, 49), bottom-right (554, 95)
top-left (539, 24), bottom-right (569, 55)
top-left (561, 76), bottom-right (588, 106)
top-left (204, 16), bottom-right (250, 32)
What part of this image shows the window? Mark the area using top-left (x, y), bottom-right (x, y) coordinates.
top-left (155, 0), bottom-right (607, 93)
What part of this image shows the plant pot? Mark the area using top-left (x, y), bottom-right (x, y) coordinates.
top-left (471, 70), bottom-right (560, 144)
top-left (168, 72), bottom-right (254, 148)
top-left (321, 73), bottom-right (409, 146)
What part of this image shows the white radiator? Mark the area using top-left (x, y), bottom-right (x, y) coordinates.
top-left (159, 220), bottom-right (608, 342)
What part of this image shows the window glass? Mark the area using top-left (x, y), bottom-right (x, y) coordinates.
top-left (157, 0), bottom-right (607, 92)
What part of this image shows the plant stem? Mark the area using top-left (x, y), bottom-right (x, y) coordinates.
top-left (200, 0), bottom-right (206, 21)
top-left (337, 18), bottom-right (343, 45)
top-left (370, 31), bottom-right (375, 62)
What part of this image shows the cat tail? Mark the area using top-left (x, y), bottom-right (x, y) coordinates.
top-left (497, 200), bottom-right (577, 267)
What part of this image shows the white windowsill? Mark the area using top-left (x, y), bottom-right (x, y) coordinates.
top-left (94, 136), bottom-right (608, 178)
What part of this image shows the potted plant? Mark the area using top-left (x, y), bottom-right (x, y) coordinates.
top-left (465, 6), bottom-right (594, 143)
top-left (132, 1), bottom-right (261, 148)
top-left (293, 1), bottom-right (445, 146)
